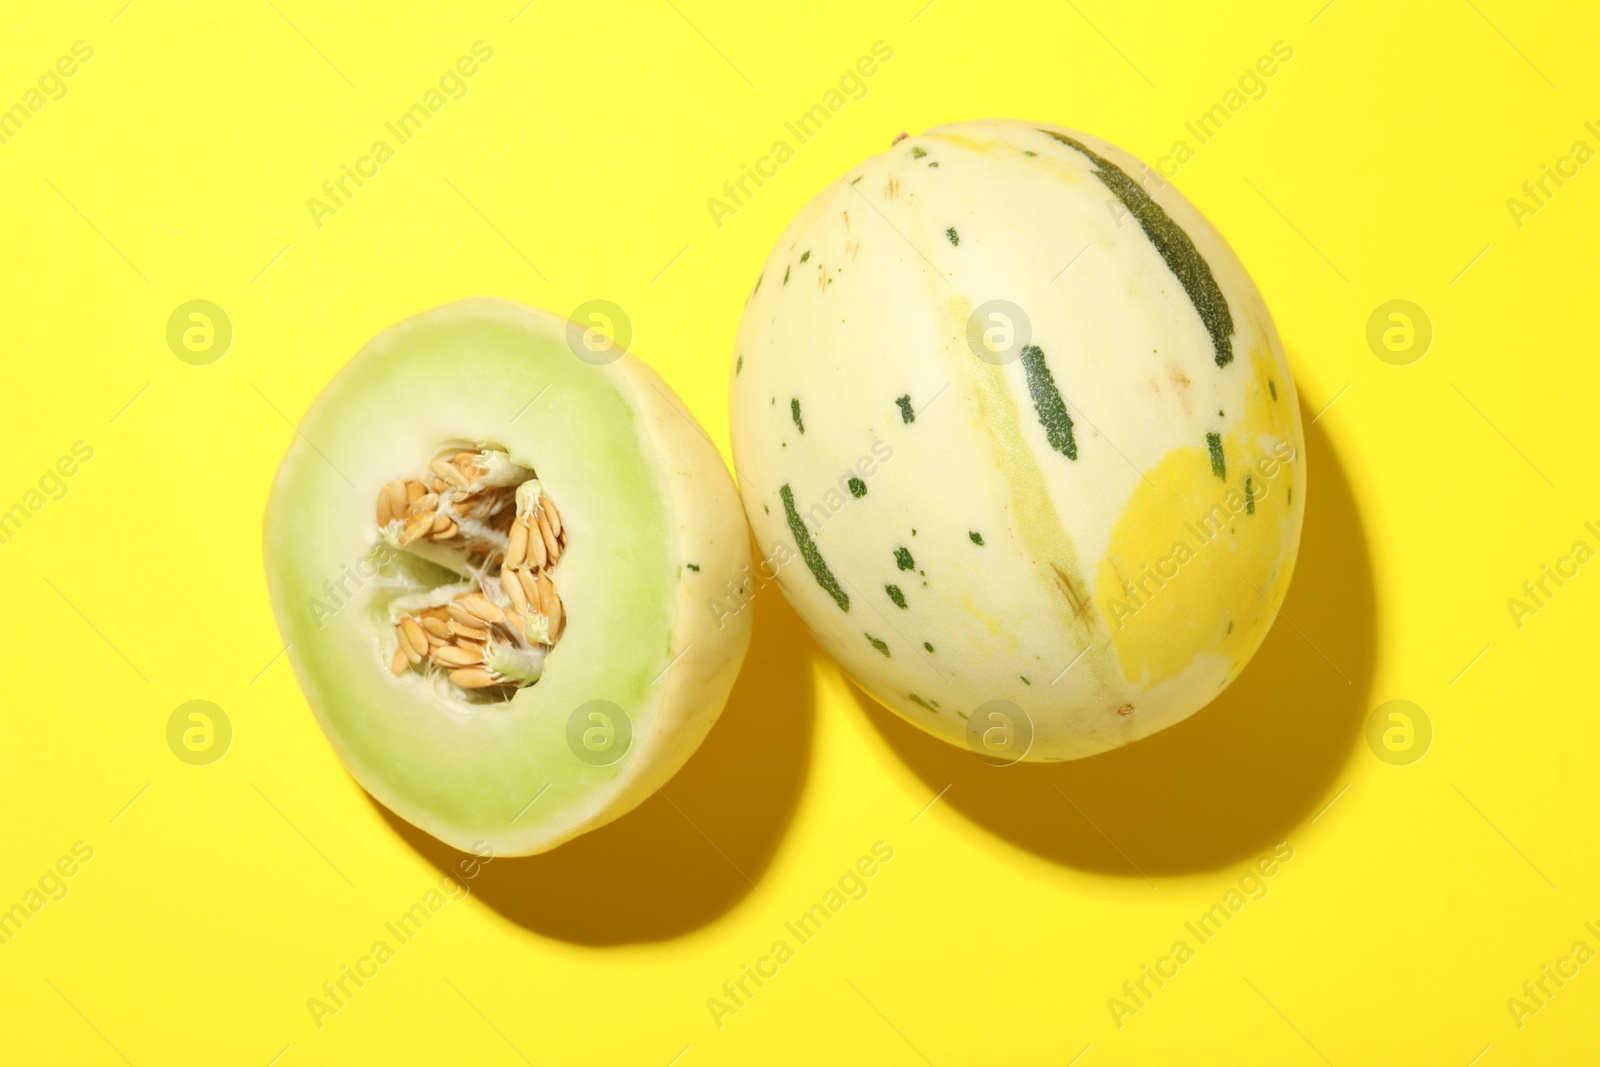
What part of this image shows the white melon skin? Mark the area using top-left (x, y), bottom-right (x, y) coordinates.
top-left (729, 119), bottom-right (1305, 762)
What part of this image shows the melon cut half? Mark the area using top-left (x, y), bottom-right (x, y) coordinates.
top-left (264, 298), bottom-right (752, 855)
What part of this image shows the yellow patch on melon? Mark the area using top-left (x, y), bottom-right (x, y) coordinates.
top-left (1095, 350), bottom-right (1298, 689)
top-left (926, 132), bottom-right (1010, 158)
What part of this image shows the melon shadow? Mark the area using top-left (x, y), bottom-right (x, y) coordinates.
top-left (373, 588), bottom-right (814, 944)
top-left (851, 413), bottom-right (1374, 875)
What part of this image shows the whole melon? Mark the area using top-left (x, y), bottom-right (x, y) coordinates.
top-left (729, 118), bottom-right (1304, 762)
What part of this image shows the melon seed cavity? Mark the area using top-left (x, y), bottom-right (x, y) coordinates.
top-left (374, 448), bottom-right (568, 700)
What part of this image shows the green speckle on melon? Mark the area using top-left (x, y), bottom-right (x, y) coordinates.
top-left (969, 531), bottom-right (984, 545)
top-left (1020, 345), bottom-right (1078, 460)
top-left (895, 395), bottom-right (915, 423)
top-left (911, 146), bottom-right (927, 159)
top-left (894, 546), bottom-right (915, 571)
top-left (1207, 432), bottom-right (1226, 480)
top-left (945, 227), bottom-right (959, 246)
top-left (791, 397), bottom-right (805, 434)
top-left (848, 476), bottom-right (867, 498)
top-left (780, 483), bottom-right (848, 611)
top-left (885, 584), bottom-right (907, 608)
top-left (866, 634), bottom-right (890, 656)
top-left (1039, 128), bottom-right (1235, 369)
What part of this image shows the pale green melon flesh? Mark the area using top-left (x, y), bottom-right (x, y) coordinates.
top-left (264, 301), bottom-right (676, 853)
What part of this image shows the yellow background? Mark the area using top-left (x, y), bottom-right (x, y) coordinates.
top-left (2, 0), bottom-right (1596, 1063)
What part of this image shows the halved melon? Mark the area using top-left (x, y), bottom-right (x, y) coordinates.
top-left (264, 298), bottom-right (751, 855)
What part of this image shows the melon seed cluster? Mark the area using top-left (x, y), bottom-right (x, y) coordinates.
top-left (377, 449), bottom-right (567, 691)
